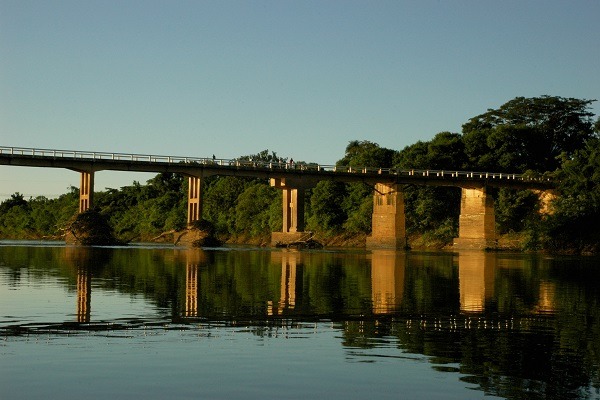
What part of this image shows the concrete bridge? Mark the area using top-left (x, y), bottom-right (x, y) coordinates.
top-left (0, 146), bottom-right (555, 249)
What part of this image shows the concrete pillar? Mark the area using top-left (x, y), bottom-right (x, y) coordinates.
top-left (453, 186), bottom-right (497, 249)
top-left (270, 178), bottom-right (312, 245)
top-left (282, 187), bottom-right (305, 233)
top-left (79, 171), bottom-right (94, 213)
top-left (366, 183), bottom-right (406, 249)
top-left (187, 176), bottom-right (202, 226)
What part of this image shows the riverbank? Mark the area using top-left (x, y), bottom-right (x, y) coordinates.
top-left (2, 230), bottom-right (598, 255)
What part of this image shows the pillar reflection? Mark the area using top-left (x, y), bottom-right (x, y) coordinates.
top-left (76, 264), bottom-right (92, 323)
top-left (371, 250), bottom-right (405, 314)
top-left (64, 246), bottom-right (95, 323)
top-left (536, 281), bottom-right (556, 314)
top-left (183, 249), bottom-right (207, 318)
top-left (458, 251), bottom-right (496, 312)
top-left (268, 251), bottom-right (301, 315)
top-left (278, 251), bottom-right (299, 314)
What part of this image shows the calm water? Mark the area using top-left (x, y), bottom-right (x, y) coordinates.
top-left (1, 242), bottom-right (599, 400)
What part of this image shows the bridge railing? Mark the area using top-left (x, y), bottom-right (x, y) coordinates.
top-left (0, 146), bottom-right (553, 183)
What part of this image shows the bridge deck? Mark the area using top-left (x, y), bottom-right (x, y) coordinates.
top-left (0, 146), bottom-right (555, 189)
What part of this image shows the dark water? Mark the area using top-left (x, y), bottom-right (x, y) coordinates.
top-left (1, 242), bottom-right (599, 400)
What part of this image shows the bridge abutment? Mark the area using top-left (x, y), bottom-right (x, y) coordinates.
top-left (366, 183), bottom-right (406, 249)
top-left (453, 187), bottom-right (497, 249)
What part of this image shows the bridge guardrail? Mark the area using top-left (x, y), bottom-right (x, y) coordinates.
top-left (0, 146), bottom-right (553, 183)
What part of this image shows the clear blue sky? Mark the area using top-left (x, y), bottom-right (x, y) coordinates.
top-left (1, 0), bottom-right (599, 199)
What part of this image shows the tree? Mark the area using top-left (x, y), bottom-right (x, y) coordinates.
top-left (0, 193), bottom-right (28, 213)
top-left (337, 140), bottom-right (396, 168)
top-left (234, 183), bottom-right (278, 236)
top-left (307, 181), bottom-right (347, 233)
top-left (203, 176), bottom-right (252, 234)
top-left (462, 96), bottom-right (597, 172)
top-left (394, 132), bottom-right (465, 170)
top-left (239, 149), bottom-right (281, 163)
top-left (545, 138), bottom-right (600, 252)
top-left (333, 141), bottom-right (397, 234)
top-left (341, 183), bottom-right (373, 234)
top-left (394, 133), bottom-right (464, 239)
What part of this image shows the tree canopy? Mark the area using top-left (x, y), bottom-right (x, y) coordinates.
top-left (462, 96), bottom-right (597, 172)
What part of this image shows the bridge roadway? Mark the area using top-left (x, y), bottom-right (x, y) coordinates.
top-left (0, 146), bottom-right (557, 250)
top-left (0, 146), bottom-right (553, 189)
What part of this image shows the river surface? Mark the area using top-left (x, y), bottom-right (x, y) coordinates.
top-left (1, 241), bottom-right (599, 399)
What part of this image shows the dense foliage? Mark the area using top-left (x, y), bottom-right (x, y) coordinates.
top-left (0, 96), bottom-right (598, 252)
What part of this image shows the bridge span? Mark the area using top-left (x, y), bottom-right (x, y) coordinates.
top-left (0, 146), bottom-right (556, 249)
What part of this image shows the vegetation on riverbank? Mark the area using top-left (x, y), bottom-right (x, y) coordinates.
top-left (1, 96), bottom-right (599, 253)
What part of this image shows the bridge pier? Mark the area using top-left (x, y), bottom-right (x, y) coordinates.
top-left (187, 176), bottom-right (202, 225)
top-left (270, 178), bottom-right (313, 245)
top-left (453, 187), bottom-right (497, 249)
top-left (366, 183), bottom-right (406, 249)
top-left (79, 171), bottom-right (94, 213)
top-left (282, 186), bottom-right (305, 233)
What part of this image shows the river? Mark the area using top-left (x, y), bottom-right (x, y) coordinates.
top-left (1, 241), bottom-right (599, 399)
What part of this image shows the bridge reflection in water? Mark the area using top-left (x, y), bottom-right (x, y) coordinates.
top-left (65, 247), bottom-right (558, 323)
top-left (8, 245), bottom-right (593, 400)
top-left (370, 250), bottom-right (405, 314)
top-left (185, 250), bottom-right (207, 318)
top-left (65, 246), bottom-right (94, 323)
top-left (76, 264), bottom-right (92, 323)
top-left (458, 252), bottom-right (496, 313)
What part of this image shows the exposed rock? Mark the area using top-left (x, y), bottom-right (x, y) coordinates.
top-left (65, 210), bottom-right (123, 246)
top-left (175, 220), bottom-right (222, 247)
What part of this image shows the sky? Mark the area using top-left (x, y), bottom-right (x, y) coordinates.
top-left (1, 0), bottom-right (599, 199)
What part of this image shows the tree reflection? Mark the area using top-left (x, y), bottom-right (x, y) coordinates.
top-left (2, 245), bottom-right (599, 399)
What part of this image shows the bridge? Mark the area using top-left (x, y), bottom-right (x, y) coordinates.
top-left (0, 146), bottom-right (555, 249)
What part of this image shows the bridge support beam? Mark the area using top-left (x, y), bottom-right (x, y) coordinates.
top-left (282, 187), bottom-right (305, 233)
top-left (270, 178), bottom-right (312, 245)
top-left (453, 187), bottom-right (497, 249)
top-left (187, 176), bottom-right (202, 226)
top-left (79, 171), bottom-right (94, 213)
top-left (366, 183), bottom-right (406, 249)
